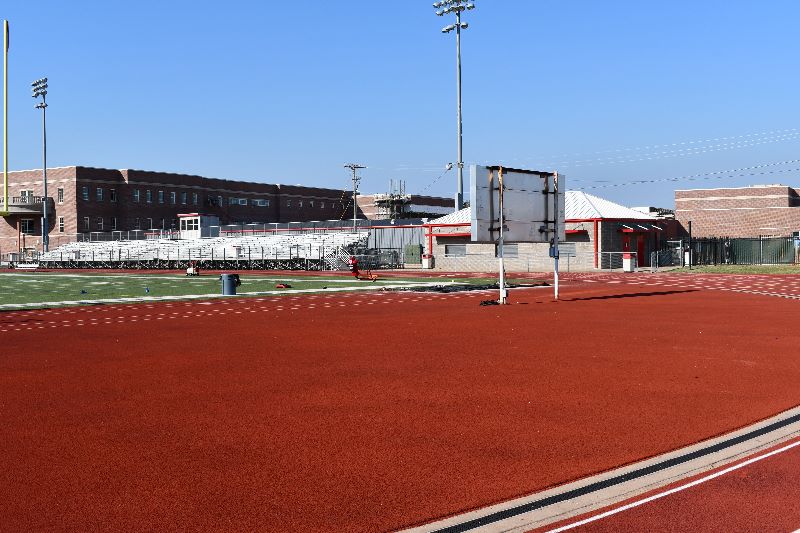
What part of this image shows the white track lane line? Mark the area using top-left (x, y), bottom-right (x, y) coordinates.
top-left (547, 439), bottom-right (800, 533)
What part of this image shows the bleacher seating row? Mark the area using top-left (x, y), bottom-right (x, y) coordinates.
top-left (38, 232), bottom-right (367, 267)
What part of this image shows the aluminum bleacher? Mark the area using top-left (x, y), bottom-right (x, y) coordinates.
top-left (38, 232), bottom-right (369, 270)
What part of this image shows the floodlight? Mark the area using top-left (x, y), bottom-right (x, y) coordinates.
top-left (432, 0), bottom-right (476, 212)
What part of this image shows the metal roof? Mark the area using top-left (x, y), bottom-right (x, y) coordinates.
top-left (430, 191), bottom-right (657, 224)
top-left (565, 191), bottom-right (657, 220)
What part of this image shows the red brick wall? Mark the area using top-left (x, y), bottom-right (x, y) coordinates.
top-left (675, 185), bottom-right (800, 237)
top-left (3, 166), bottom-right (448, 253)
top-left (1, 167), bottom-right (78, 252)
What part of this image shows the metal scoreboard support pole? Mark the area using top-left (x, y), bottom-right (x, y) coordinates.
top-left (497, 166), bottom-right (507, 304)
top-left (471, 164), bottom-right (565, 305)
top-left (552, 172), bottom-right (560, 301)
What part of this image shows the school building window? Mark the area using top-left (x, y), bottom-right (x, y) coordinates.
top-left (57, 188), bottom-right (64, 203)
top-left (217, 195), bottom-right (223, 207)
top-left (147, 218), bottom-right (154, 229)
top-left (158, 191), bottom-right (164, 204)
top-left (133, 189), bottom-right (140, 202)
top-left (83, 217), bottom-right (90, 231)
top-left (170, 191), bottom-right (176, 205)
top-left (58, 217), bottom-right (64, 232)
top-left (110, 189), bottom-right (117, 202)
top-left (112, 217), bottom-right (117, 230)
top-left (146, 190), bottom-right (152, 203)
top-left (82, 187), bottom-right (89, 201)
top-left (96, 217), bottom-right (104, 231)
top-left (135, 218), bottom-right (141, 230)
top-left (96, 188), bottom-right (103, 201)
top-left (181, 192), bottom-right (187, 205)
top-left (192, 192), bottom-right (198, 205)
top-left (20, 219), bottom-right (35, 235)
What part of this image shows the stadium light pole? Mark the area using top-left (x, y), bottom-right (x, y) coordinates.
top-left (434, 0), bottom-right (475, 212)
top-left (2, 20), bottom-right (8, 217)
top-left (32, 77), bottom-right (49, 252)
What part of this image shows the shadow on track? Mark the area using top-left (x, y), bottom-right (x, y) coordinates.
top-left (566, 289), bottom-right (697, 301)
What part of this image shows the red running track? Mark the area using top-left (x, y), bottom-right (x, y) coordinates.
top-left (2, 279), bottom-right (800, 531)
top-left (547, 438), bottom-right (800, 532)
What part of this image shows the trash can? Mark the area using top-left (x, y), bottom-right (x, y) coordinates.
top-left (220, 273), bottom-right (241, 295)
top-left (421, 254), bottom-right (434, 269)
top-left (622, 252), bottom-right (637, 273)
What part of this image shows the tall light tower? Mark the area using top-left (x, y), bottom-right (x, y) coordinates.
top-left (344, 163), bottom-right (366, 232)
top-left (434, 0), bottom-right (475, 212)
top-left (32, 77), bottom-right (49, 252)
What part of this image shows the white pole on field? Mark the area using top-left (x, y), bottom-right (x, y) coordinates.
top-left (498, 166), bottom-right (507, 304)
top-left (553, 171), bottom-right (560, 301)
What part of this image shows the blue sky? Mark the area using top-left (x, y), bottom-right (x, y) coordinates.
top-left (3, 1), bottom-right (800, 208)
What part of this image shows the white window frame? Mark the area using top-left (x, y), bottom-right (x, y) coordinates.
top-left (20, 218), bottom-right (35, 235)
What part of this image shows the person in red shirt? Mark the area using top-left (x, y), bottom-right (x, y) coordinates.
top-left (348, 256), bottom-right (360, 279)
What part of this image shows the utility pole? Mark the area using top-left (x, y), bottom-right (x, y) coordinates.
top-left (32, 77), bottom-right (48, 252)
top-left (434, 0), bottom-right (475, 212)
top-left (344, 163), bottom-right (366, 232)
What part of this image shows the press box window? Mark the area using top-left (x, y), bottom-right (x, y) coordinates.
top-left (445, 244), bottom-right (466, 257)
top-left (180, 219), bottom-right (199, 231)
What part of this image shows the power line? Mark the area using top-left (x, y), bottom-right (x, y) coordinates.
top-left (486, 130), bottom-right (800, 170)
top-left (574, 159), bottom-right (800, 190)
top-left (418, 163), bottom-right (453, 196)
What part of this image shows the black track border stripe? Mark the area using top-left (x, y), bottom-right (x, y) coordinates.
top-left (433, 412), bottom-right (800, 532)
